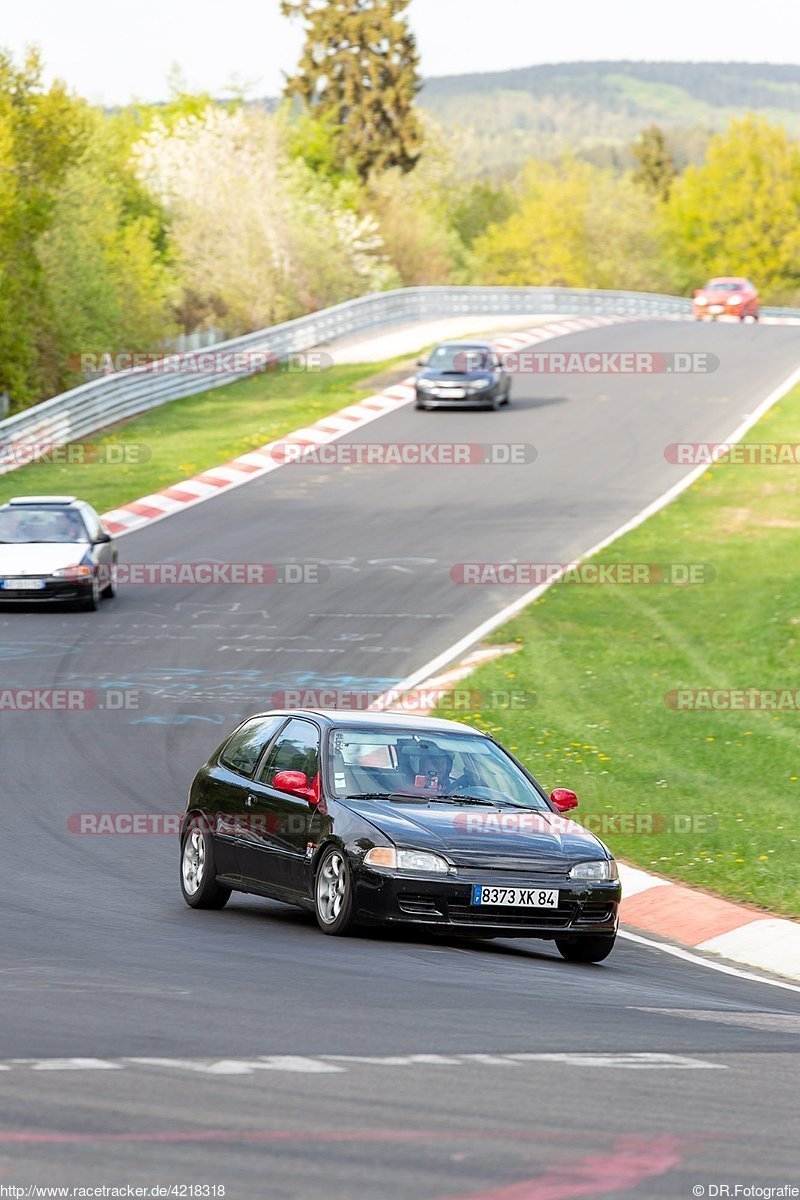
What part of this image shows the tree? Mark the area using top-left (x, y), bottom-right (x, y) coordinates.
top-left (452, 182), bottom-right (516, 247)
top-left (473, 158), bottom-right (668, 292)
top-left (631, 125), bottom-right (676, 201)
top-left (133, 106), bottom-right (395, 333)
top-left (37, 107), bottom-right (177, 387)
top-left (281, 0), bottom-right (422, 182)
top-left (662, 116), bottom-right (800, 301)
top-left (0, 48), bottom-right (86, 407)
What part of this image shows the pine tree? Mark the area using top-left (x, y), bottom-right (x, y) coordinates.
top-left (632, 125), bottom-right (676, 202)
top-left (281, 0), bottom-right (422, 181)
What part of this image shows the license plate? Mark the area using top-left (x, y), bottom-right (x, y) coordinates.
top-left (438, 388), bottom-right (465, 398)
top-left (1, 578), bottom-right (45, 590)
top-left (709, 305), bottom-right (724, 313)
top-left (471, 885), bottom-right (559, 908)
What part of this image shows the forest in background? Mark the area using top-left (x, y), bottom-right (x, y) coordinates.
top-left (3, 3), bottom-right (800, 413)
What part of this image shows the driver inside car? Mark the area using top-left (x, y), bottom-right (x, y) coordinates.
top-left (414, 748), bottom-right (454, 793)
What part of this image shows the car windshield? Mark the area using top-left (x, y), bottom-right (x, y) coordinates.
top-left (0, 508), bottom-right (88, 544)
top-left (706, 281), bottom-right (743, 291)
top-left (427, 345), bottom-right (492, 372)
top-left (328, 728), bottom-right (549, 809)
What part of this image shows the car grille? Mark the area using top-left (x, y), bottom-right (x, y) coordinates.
top-left (447, 902), bottom-right (577, 928)
top-left (448, 852), bottom-right (568, 876)
top-left (574, 904), bottom-right (615, 925)
top-left (398, 894), bottom-right (445, 916)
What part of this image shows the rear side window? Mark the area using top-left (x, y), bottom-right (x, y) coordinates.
top-left (219, 717), bottom-right (285, 777)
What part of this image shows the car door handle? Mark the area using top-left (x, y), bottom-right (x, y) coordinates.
top-left (245, 794), bottom-right (259, 807)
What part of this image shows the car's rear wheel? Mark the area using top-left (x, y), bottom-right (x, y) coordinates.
top-left (555, 933), bottom-right (616, 963)
top-left (314, 846), bottom-right (356, 935)
top-left (180, 821), bottom-right (231, 909)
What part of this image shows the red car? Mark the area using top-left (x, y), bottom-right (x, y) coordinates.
top-left (693, 277), bottom-right (760, 321)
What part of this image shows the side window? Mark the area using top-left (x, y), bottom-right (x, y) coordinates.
top-left (257, 719), bottom-right (320, 786)
top-left (220, 717), bottom-right (285, 778)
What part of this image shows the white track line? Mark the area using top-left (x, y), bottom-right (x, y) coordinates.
top-left (618, 931), bottom-right (800, 995)
top-left (387, 364), bottom-right (800, 695)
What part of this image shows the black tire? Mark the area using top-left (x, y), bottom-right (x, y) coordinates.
top-left (100, 560), bottom-right (117, 600)
top-left (555, 934), bottom-right (616, 963)
top-left (180, 819), bottom-right (231, 910)
top-left (314, 845), bottom-right (357, 935)
top-left (415, 403), bottom-right (428, 411)
top-left (78, 575), bottom-right (101, 612)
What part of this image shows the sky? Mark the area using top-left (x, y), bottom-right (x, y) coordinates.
top-left (3, 0), bottom-right (800, 105)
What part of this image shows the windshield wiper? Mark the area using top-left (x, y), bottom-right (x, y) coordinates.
top-left (431, 794), bottom-right (496, 806)
top-left (346, 792), bottom-right (426, 802)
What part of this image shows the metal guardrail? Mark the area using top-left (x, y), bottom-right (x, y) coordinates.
top-left (0, 285), bottom-right (796, 475)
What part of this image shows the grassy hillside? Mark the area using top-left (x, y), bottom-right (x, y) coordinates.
top-left (420, 61), bottom-right (800, 172)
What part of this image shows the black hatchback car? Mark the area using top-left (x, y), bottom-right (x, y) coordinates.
top-left (415, 342), bottom-right (511, 411)
top-left (180, 711), bottom-right (620, 962)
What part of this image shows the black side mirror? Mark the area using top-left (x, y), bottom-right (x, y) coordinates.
top-left (96, 532), bottom-right (112, 544)
top-left (416, 358), bottom-right (427, 368)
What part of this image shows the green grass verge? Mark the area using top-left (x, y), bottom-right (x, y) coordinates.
top-left (435, 386), bottom-right (800, 918)
top-left (0, 359), bottom-right (407, 514)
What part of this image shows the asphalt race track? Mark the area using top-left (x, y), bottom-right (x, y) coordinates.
top-left (2, 320), bottom-right (800, 1198)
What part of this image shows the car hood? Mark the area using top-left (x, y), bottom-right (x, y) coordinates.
top-left (342, 797), bottom-right (606, 863)
top-left (697, 289), bottom-right (744, 302)
top-left (0, 542), bottom-right (91, 575)
top-left (418, 369), bottom-right (495, 383)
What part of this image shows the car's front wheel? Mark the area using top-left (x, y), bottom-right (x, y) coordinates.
top-left (180, 820), bottom-right (231, 909)
top-left (314, 846), bottom-right (356, 935)
top-left (78, 575), bottom-right (101, 612)
top-left (101, 560), bottom-right (118, 600)
top-left (555, 933), bottom-right (616, 963)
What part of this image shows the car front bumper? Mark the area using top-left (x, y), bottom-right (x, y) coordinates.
top-left (0, 577), bottom-right (95, 602)
top-left (353, 866), bottom-right (620, 937)
top-left (416, 386), bottom-right (502, 409)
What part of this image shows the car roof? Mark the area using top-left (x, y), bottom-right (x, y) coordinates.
top-left (706, 277), bottom-right (749, 285)
top-left (249, 708), bottom-right (485, 735)
top-left (6, 496), bottom-right (80, 508)
top-left (431, 341), bottom-right (493, 351)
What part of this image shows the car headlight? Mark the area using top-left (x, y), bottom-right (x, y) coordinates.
top-left (727, 295), bottom-right (743, 304)
top-left (364, 847), bottom-right (451, 874)
top-left (569, 859), bottom-right (618, 881)
top-left (694, 296), bottom-right (708, 305)
top-left (416, 379), bottom-right (435, 391)
top-left (469, 378), bottom-right (492, 390)
top-left (52, 564), bottom-right (93, 579)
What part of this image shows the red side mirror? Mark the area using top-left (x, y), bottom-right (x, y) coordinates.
top-left (550, 788), bottom-right (579, 813)
top-left (272, 770), bottom-right (320, 804)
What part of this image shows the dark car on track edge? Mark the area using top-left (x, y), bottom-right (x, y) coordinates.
top-left (180, 710), bottom-right (620, 963)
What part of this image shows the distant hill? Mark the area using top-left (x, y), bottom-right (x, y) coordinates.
top-left (419, 62), bottom-right (800, 173)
